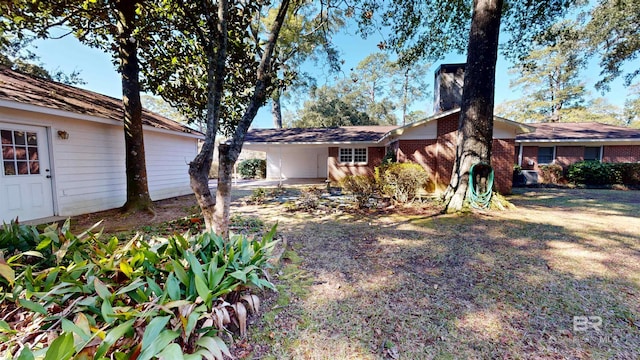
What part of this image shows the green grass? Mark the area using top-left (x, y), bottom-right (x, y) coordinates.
top-left (243, 188), bottom-right (640, 359)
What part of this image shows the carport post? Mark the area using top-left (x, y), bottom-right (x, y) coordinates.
top-left (279, 147), bottom-right (282, 186)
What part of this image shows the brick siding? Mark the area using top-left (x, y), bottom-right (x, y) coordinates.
top-left (521, 146), bottom-right (538, 170)
top-left (395, 112), bottom-right (514, 194)
top-left (492, 139), bottom-right (515, 193)
top-left (555, 146), bottom-right (584, 168)
top-left (328, 146), bottom-right (385, 181)
top-left (603, 145), bottom-right (640, 163)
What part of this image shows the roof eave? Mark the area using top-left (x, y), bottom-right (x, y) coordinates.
top-left (0, 98), bottom-right (202, 138)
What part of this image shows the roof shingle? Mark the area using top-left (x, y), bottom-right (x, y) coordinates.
top-left (0, 67), bottom-right (200, 136)
top-left (245, 126), bottom-right (399, 143)
top-left (516, 122), bottom-right (640, 141)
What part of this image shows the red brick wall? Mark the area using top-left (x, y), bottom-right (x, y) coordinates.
top-left (437, 113), bottom-right (459, 136)
top-left (521, 146), bottom-right (538, 170)
top-left (555, 146), bottom-right (583, 167)
top-left (397, 139), bottom-right (438, 192)
top-left (395, 112), bottom-right (514, 194)
top-left (603, 145), bottom-right (640, 163)
top-left (492, 139), bottom-right (515, 193)
top-left (328, 146), bottom-right (385, 181)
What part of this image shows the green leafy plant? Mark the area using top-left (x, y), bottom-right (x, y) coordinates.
top-left (610, 163), bottom-right (640, 186)
top-left (339, 175), bottom-right (378, 208)
top-left (249, 187), bottom-right (268, 204)
top-left (567, 161), bottom-right (622, 185)
top-left (0, 219), bottom-right (279, 359)
top-left (539, 163), bottom-right (565, 184)
top-left (376, 163), bottom-right (429, 203)
top-left (238, 158), bottom-right (266, 179)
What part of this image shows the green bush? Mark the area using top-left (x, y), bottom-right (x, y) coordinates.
top-left (539, 163), bottom-right (565, 184)
top-left (567, 161), bottom-right (622, 185)
top-left (376, 163), bottom-right (429, 203)
top-left (610, 163), bottom-right (640, 185)
top-left (381, 148), bottom-right (397, 165)
top-left (339, 175), bottom-right (378, 208)
top-left (238, 158), bottom-right (266, 179)
top-left (0, 219), bottom-right (278, 359)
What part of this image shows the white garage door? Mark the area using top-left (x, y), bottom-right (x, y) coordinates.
top-left (1, 124), bottom-right (54, 223)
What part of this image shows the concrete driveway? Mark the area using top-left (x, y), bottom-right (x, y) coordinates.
top-left (208, 178), bottom-right (327, 190)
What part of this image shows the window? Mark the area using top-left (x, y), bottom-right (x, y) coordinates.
top-left (537, 147), bottom-right (554, 165)
top-left (2, 129), bottom-right (40, 176)
top-left (584, 146), bottom-right (601, 161)
top-left (338, 147), bottom-right (368, 164)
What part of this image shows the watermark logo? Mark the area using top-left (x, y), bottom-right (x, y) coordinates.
top-left (573, 316), bottom-right (602, 332)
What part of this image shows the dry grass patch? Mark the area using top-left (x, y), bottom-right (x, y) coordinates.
top-left (239, 188), bottom-right (639, 359)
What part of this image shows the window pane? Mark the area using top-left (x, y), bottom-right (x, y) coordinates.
top-left (28, 146), bottom-right (38, 160)
top-left (584, 147), bottom-right (600, 161)
top-left (27, 132), bottom-right (37, 146)
top-left (354, 148), bottom-right (367, 163)
top-left (538, 147), bottom-right (554, 164)
top-left (3, 161), bottom-right (15, 175)
top-left (29, 161), bottom-right (40, 174)
top-left (2, 146), bottom-right (13, 160)
top-left (14, 131), bottom-right (26, 145)
top-left (15, 146), bottom-right (27, 160)
top-left (1, 130), bottom-right (12, 145)
top-left (339, 148), bottom-right (352, 163)
top-left (17, 161), bottom-right (29, 175)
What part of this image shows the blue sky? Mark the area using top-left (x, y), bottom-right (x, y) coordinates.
top-left (30, 22), bottom-right (634, 129)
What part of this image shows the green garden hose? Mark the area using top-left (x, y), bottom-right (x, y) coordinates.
top-left (468, 162), bottom-right (494, 209)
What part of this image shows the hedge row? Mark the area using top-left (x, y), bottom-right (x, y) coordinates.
top-left (567, 161), bottom-right (640, 186)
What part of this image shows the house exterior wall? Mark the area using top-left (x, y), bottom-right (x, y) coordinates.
top-left (520, 146), bottom-right (538, 170)
top-left (519, 144), bottom-right (640, 169)
top-left (492, 139), bottom-right (515, 193)
top-left (603, 145), bottom-right (640, 163)
top-left (264, 145), bottom-right (328, 179)
top-left (328, 146), bottom-right (385, 181)
top-left (395, 113), bottom-right (514, 193)
top-left (555, 146), bottom-right (584, 167)
top-left (1, 107), bottom-right (197, 219)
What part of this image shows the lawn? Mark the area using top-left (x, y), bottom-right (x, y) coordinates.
top-left (234, 188), bottom-right (640, 359)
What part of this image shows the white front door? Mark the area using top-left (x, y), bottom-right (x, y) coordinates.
top-left (1, 124), bottom-right (54, 223)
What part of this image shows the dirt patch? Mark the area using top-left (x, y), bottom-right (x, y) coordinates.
top-left (70, 195), bottom-right (199, 234)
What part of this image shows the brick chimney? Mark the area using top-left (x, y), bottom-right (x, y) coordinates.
top-left (433, 63), bottom-right (465, 113)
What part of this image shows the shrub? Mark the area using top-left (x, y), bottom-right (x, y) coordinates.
top-left (0, 219), bottom-right (278, 359)
top-left (539, 163), bottom-right (565, 184)
top-left (610, 163), bottom-right (640, 185)
top-left (238, 158), bottom-right (266, 179)
top-left (376, 163), bottom-right (429, 203)
top-left (567, 161), bottom-right (622, 185)
top-left (339, 175), bottom-right (378, 208)
top-left (381, 148), bottom-right (397, 165)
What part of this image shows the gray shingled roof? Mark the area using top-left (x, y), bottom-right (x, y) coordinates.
top-left (516, 122), bottom-right (640, 141)
top-left (245, 126), bottom-right (399, 143)
top-left (0, 67), bottom-right (201, 136)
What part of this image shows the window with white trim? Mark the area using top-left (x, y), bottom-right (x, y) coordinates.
top-left (537, 146), bottom-right (554, 165)
top-left (339, 147), bottom-right (368, 164)
top-left (584, 146), bottom-right (601, 161)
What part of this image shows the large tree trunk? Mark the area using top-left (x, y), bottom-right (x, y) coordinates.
top-left (116, 0), bottom-right (153, 213)
top-left (189, 0), bottom-right (228, 232)
top-left (272, 90), bottom-right (283, 128)
top-left (443, 0), bottom-right (503, 212)
top-left (213, 0), bottom-right (291, 238)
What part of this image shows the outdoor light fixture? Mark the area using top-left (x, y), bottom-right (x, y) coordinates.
top-left (57, 130), bottom-right (69, 140)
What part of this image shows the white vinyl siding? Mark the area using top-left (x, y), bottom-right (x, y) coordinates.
top-left (339, 147), bottom-right (368, 164)
top-left (0, 107), bottom-right (198, 218)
